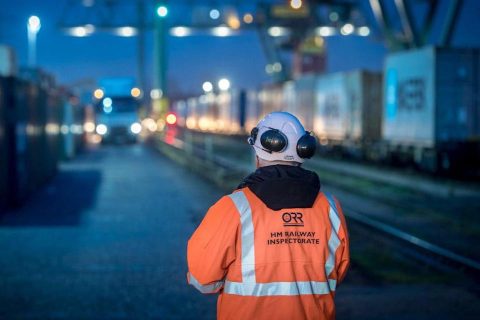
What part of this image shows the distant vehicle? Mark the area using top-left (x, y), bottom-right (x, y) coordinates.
top-left (94, 77), bottom-right (142, 144)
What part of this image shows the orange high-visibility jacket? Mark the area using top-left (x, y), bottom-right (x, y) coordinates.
top-left (187, 187), bottom-right (350, 320)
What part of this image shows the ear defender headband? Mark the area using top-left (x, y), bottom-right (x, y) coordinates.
top-left (248, 127), bottom-right (316, 159)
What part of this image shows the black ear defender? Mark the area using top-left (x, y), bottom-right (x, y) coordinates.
top-left (249, 127), bottom-right (287, 153)
top-left (260, 128), bottom-right (288, 153)
top-left (296, 131), bottom-right (316, 159)
top-left (249, 126), bottom-right (316, 158)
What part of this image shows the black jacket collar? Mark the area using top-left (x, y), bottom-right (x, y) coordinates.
top-left (237, 165), bottom-right (321, 210)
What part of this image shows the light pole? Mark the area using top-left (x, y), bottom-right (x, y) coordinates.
top-left (27, 15), bottom-right (41, 67)
top-left (153, 1), bottom-right (168, 116)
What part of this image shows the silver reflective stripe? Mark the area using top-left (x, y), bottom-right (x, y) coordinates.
top-left (224, 280), bottom-right (336, 296)
top-left (188, 272), bottom-right (224, 294)
top-left (324, 193), bottom-right (342, 277)
top-left (225, 190), bottom-right (336, 297)
top-left (228, 191), bottom-right (256, 283)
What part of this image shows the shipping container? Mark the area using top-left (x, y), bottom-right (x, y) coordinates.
top-left (245, 90), bottom-right (261, 133)
top-left (0, 77), bottom-right (12, 211)
top-left (258, 83), bottom-right (285, 116)
top-left (313, 70), bottom-right (382, 144)
top-left (215, 90), bottom-right (244, 133)
top-left (383, 46), bottom-right (480, 171)
top-left (383, 47), bottom-right (480, 145)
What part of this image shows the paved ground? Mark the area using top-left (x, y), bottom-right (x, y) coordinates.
top-left (0, 145), bottom-right (220, 319)
top-left (1, 144), bottom-right (479, 320)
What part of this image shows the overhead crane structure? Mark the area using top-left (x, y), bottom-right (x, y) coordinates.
top-left (57, 0), bottom-right (465, 113)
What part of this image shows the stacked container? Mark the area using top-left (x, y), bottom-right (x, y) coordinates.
top-left (0, 67), bottom-right (82, 209)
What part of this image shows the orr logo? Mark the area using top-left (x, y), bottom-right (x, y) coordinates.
top-left (282, 212), bottom-right (304, 227)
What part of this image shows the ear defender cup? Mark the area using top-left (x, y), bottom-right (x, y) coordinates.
top-left (296, 132), bottom-right (316, 158)
top-left (248, 127), bottom-right (259, 145)
top-left (260, 129), bottom-right (288, 153)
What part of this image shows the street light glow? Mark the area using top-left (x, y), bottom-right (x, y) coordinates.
top-left (94, 89), bottom-right (104, 99)
top-left (157, 6), bottom-right (168, 18)
top-left (227, 14), bottom-right (241, 30)
top-left (28, 16), bottom-right (41, 33)
top-left (316, 26), bottom-right (336, 37)
top-left (202, 81), bottom-right (213, 93)
top-left (131, 87), bottom-right (142, 98)
top-left (212, 26), bottom-right (232, 37)
top-left (27, 15), bottom-right (41, 67)
top-left (67, 25), bottom-right (95, 37)
top-left (341, 23), bottom-right (355, 35)
top-left (290, 0), bottom-right (302, 9)
top-left (218, 78), bottom-right (230, 91)
top-left (170, 26), bottom-right (191, 37)
top-left (358, 26), bottom-right (371, 36)
top-left (103, 97), bottom-right (112, 108)
top-left (243, 13), bottom-right (254, 24)
top-left (209, 9), bottom-right (220, 20)
top-left (116, 27), bottom-right (137, 37)
top-left (268, 26), bottom-right (290, 37)
top-left (150, 89), bottom-right (163, 100)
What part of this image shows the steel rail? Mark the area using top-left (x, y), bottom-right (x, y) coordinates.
top-left (156, 133), bottom-right (480, 276)
top-left (344, 208), bottom-right (480, 274)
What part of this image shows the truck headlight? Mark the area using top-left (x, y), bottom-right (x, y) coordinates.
top-left (96, 124), bottom-right (108, 135)
top-left (130, 122), bottom-right (142, 134)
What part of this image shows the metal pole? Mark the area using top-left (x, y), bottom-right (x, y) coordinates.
top-left (153, 1), bottom-right (168, 116)
top-left (28, 30), bottom-right (36, 67)
top-left (137, 0), bottom-right (146, 95)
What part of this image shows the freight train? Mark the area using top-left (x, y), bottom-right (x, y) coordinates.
top-left (171, 46), bottom-right (480, 175)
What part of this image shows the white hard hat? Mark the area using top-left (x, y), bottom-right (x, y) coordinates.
top-left (248, 112), bottom-right (316, 163)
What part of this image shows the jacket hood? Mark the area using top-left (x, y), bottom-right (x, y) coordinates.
top-left (237, 165), bottom-right (321, 210)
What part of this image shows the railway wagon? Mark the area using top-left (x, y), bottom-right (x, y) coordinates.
top-left (215, 90), bottom-right (245, 133)
top-left (185, 95), bottom-right (210, 131)
top-left (256, 70), bottom-right (382, 157)
top-left (244, 90), bottom-right (262, 133)
top-left (171, 99), bottom-right (188, 127)
top-left (284, 74), bottom-right (317, 131)
top-left (312, 70), bottom-right (382, 149)
top-left (382, 46), bottom-right (480, 172)
top-left (175, 90), bottom-right (247, 134)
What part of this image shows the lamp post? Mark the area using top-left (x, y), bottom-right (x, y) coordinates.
top-left (153, 1), bottom-right (168, 116)
top-left (27, 15), bottom-right (41, 67)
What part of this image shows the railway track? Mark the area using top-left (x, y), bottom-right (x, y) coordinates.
top-left (151, 132), bottom-right (480, 281)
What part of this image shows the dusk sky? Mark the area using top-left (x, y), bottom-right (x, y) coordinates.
top-left (0, 0), bottom-right (479, 97)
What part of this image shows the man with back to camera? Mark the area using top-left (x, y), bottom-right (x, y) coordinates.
top-left (187, 112), bottom-right (350, 320)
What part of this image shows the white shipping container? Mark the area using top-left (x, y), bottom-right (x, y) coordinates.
top-left (245, 90), bottom-right (260, 133)
top-left (314, 73), bottom-right (348, 140)
top-left (313, 70), bottom-right (381, 142)
top-left (384, 47), bottom-right (436, 147)
top-left (383, 46), bottom-right (480, 147)
top-left (0, 46), bottom-right (17, 77)
top-left (284, 75), bottom-right (317, 131)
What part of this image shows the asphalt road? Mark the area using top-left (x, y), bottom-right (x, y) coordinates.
top-left (0, 145), bottom-right (221, 319)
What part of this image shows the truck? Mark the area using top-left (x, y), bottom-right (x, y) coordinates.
top-left (94, 77), bottom-right (142, 144)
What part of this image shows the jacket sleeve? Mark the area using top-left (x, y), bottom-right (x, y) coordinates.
top-left (187, 195), bottom-right (239, 294)
top-left (333, 197), bottom-right (350, 284)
